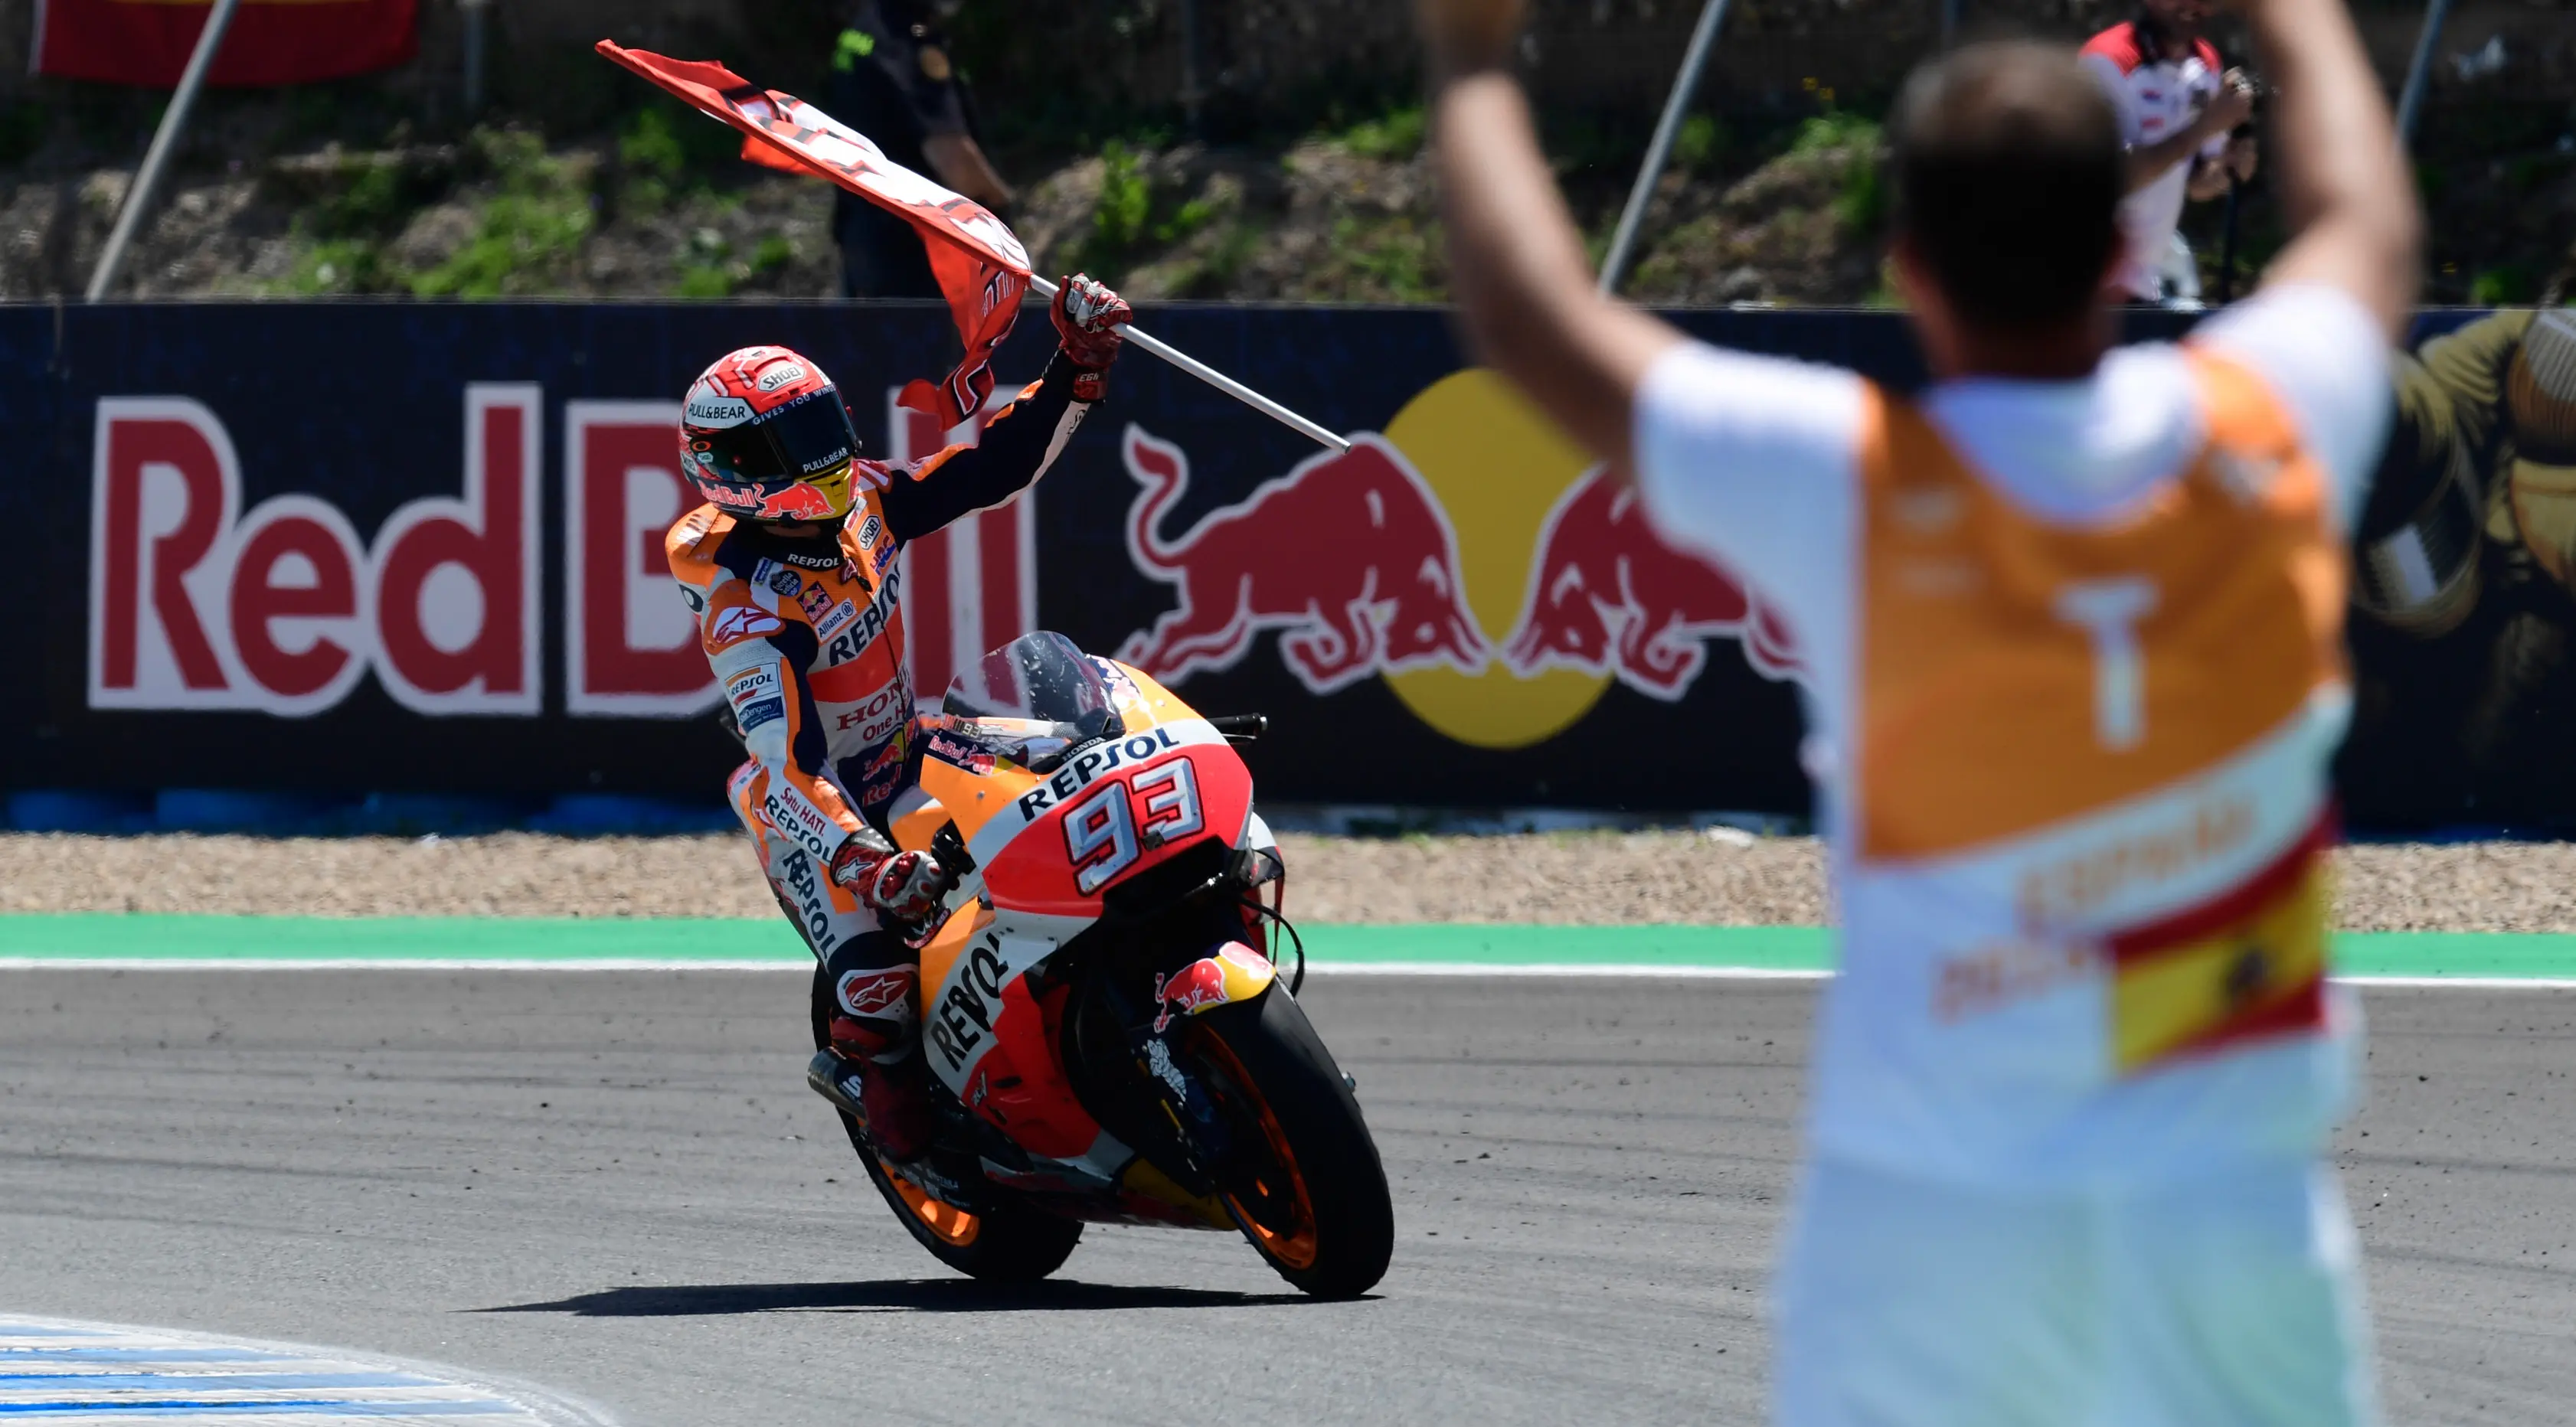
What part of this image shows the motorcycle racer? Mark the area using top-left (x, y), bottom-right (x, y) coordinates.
top-left (666, 275), bottom-right (1133, 1161)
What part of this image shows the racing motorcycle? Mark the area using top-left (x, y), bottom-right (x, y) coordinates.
top-left (804, 632), bottom-right (1393, 1299)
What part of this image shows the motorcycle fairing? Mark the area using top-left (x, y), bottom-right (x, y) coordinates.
top-left (954, 717), bottom-right (1232, 872)
top-left (908, 652), bottom-right (1221, 868)
top-left (918, 907), bottom-right (1091, 1092)
top-left (957, 975), bottom-right (1096, 1160)
top-left (1115, 658), bottom-right (1278, 864)
top-left (982, 736), bottom-right (1254, 918)
top-left (891, 646), bottom-right (1280, 1227)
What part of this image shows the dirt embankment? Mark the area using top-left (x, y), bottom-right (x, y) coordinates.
top-left (4, 0), bottom-right (2570, 305)
top-left (0, 103), bottom-right (1887, 307)
top-left (0, 122), bottom-right (842, 302)
top-left (5, 2), bottom-right (2569, 308)
top-left (5, 831), bottom-right (2574, 932)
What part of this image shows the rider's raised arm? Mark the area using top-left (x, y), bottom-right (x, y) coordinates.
top-left (2240, 0), bottom-right (2421, 341)
top-left (668, 513), bottom-right (868, 865)
top-left (1418, 3), bottom-right (1683, 477)
top-left (1416, 0), bottom-right (1856, 641)
top-left (878, 274), bottom-right (1133, 544)
top-left (878, 351), bottom-right (1090, 543)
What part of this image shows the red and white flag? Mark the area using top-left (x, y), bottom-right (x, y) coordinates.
top-left (35, 0), bottom-right (418, 87)
top-left (597, 44), bottom-right (1031, 431)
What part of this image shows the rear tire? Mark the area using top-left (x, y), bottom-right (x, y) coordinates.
top-left (1192, 986), bottom-right (1394, 1298)
top-left (809, 967), bottom-right (1084, 1282)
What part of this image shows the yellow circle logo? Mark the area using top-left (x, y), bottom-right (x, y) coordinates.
top-left (1378, 371), bottom-right (1610, 749)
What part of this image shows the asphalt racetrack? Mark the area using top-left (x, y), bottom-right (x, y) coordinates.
top-left (4, 971), bottom-right (2572, 1425)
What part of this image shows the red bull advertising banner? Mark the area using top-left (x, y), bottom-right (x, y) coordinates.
top-left (2, 300), bottom-right (2542, 829)
top-left (1104, 378), bottom-right (1806, 776)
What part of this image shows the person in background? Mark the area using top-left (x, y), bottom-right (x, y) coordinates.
top-left (827, 0), bottom-right (1015, 298)
top-left (2081, 0), bottom-right (2261, 303)
top-left (1415, 0), bottom-right (2417, 1418)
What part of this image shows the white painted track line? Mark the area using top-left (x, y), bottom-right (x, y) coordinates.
top-left (0, 1317), bottom-right (614, 1425)
top-left (0, 959), bottom-right (812, 972)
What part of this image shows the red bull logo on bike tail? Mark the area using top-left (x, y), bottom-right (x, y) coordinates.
top-left (1117, 370), bottom-right (1802, 749)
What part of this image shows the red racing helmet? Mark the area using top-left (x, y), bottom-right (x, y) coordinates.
top-left (678, 345), bottom-right (865, 523)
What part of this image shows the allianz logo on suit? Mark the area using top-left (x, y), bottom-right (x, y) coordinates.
top-left (84, 387), bottom-right (1028, 720)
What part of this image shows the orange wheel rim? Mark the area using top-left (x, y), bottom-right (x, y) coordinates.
top-left (884, 1162), bottom-right (981, 1246)
top-left (1192, 1034), bottom-right (1320, 1271)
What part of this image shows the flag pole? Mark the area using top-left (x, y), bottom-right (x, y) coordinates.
top-left (1028, 276), bottom-right (1350, 454)
top-left (86, 0), bottom-right (242, 301)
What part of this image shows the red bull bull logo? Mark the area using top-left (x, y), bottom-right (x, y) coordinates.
top-left (1118, 429), bottom-right (1488, 694)
top-left (1152, 958), bottom-right (1233, 1034)
top-left (1116, 370), bottom-right (1802, 749)
top-left (1506, 471), bottom-right (1801, 698)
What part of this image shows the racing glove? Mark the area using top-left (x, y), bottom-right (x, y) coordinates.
top-left (829, 827), bottom-right (956, 932)
top-left (1051, 273), bottom-right (1133, 403)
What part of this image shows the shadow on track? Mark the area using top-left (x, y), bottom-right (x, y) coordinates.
top-left (479, 1279), bottom-right (1326, 1317)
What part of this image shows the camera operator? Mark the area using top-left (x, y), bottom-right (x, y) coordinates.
top-left (2082, 1), bottom-right (2261, 303)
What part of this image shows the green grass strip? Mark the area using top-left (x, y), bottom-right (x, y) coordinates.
top-left (2, 916), bottom-right (2574, 979)
top-left (1302, 923), bottom-right (1831, 969)
top-left (2332, 932), bottom-right (2576, 980)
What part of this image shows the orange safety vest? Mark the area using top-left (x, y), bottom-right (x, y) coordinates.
top-left (1852, 349), bottom-right (2347, 1076)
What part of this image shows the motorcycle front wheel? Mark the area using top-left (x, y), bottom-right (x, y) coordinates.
top-left (1189, 985), bottom-right (1394, 1298)
top-left (809, 968), bottom-right (1084, 1282)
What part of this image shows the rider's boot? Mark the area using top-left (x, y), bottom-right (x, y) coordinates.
top-left (827, 1013), bottom-right (934, 1163)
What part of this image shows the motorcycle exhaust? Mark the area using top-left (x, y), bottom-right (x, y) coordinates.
top-left (806, 1050), bottom-right (868, 1122)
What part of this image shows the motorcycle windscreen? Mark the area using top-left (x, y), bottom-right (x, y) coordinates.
top-left (944, 631), bottom-right (1119, 743)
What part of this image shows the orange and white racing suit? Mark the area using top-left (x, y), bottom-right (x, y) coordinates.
top-left (667, 351), bottom-right (1093, 1051)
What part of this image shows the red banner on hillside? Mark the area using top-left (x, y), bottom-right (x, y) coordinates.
top-left (597, 42), bottom-right (1031, 430)
top-left (35, 0), bottom-right (418, 87)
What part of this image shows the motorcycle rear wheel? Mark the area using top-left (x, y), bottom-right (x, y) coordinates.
top-left (1192, 986), bottom-right (1394, 1298)
top-left (809, 968), bottom-right (1084, 1282)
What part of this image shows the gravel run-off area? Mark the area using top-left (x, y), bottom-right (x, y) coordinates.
top-left (0, 832), bottom-right (2569, 931)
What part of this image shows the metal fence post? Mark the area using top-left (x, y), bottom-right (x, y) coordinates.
top-left (461, 0), bottom-right (494, 117)
top-left (2394, 0), bottom-right (2456, 150)
top-left (1598, 0), bottom-right (1732, 296)
top-left (1178, 0), bottom-right (1205, 135)
top-left (84, 0), bottom-right (242, 301)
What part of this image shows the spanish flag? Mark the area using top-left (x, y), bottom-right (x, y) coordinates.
top-left (2109, 816), bottom-right (2333, 1075)
top-left (35, 0), bottom-right (418, 88)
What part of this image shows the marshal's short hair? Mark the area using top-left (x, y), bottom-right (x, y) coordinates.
top-left (1891, 41), bottom-right (2127, 330)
